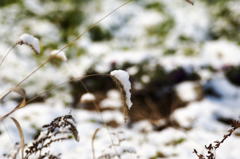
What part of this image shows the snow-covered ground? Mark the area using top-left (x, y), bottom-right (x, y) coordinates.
top-left (1, 0), bottom-right (240, 158)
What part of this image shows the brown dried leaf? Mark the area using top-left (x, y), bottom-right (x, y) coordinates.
top-left (10, 117), bottom-right (25, 159)
top-left (0, 87), bottom-right (26, 122)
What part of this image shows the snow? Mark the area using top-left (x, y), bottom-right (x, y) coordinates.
top-left (50, 50), bottom-right (68, 62)
top-left (18, 33), bottom-right (40, 54)
top-left (110, 70), bottom-right (132, 110)
top-left (141, 75), bottom-right (150, 84)
top-left (126, 66), bottom-right (139, 76)
top-left (80, 93), bottom-right (95, 102)
top-left (19, 34), bottom-right (34, 45)
top-left (1, 0), bottom-right (240, 159)
top-left (175, 81), bottom-right (199, 102)
top-left (202, 40), bottom-right (240, 69)
top-left (205, 77), bottom-right (240, 98)
top-left (100, 90), bottom-right (122, 109)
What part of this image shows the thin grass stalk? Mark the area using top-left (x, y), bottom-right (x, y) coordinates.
top-left (1, 118), bottom-right (20, 158)
top-left (1, 121), bottom-right (18, 159)
top-left (26, 74), bottom-right (106, 104)
top-left (0, 43), bottom-right (17, 66)
top-left (65, 61), bottom-right (90, 92)
top-left (92, 126), bottom-right (104, 159)
top-left (92, 100), bottom-right (119, 159)
top-left (1, 1), bottom-right (133, 158)
top-left (170, 125), bottom-right (208, 156)
top-left (55, 60), bottom-right (121, 158)
top-left (1, 122), bottom-right (14, 144)
top-left (67, 61), bottom-right (120, 158)
top-left (26, 72), bottom-right (120, 158)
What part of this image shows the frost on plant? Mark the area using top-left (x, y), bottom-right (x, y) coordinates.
top-left (50, 50), bottom-right (68, 62)
top-left (17, 33), bottom-right (40, 55)
top-left (110, 70), bottom-right (132, 110)
top-left (80, 93), bottom-right (96, 103)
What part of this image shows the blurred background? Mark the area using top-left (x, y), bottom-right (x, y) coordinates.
top-left (0, 0), bottom-right (240, 158)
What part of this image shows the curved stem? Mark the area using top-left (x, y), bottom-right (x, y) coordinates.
top-left (66, 61), bottom-right (91, 93)
top-left (15, 0), bottom-right (133, 87)
top-left (14, 1), bottom-right (133, 158)
top-left (0, 43), bottom-right (17, 66)
top-left (92, 126), bottom-right (104, 159)
top-left (1, 122), bottom-right (14, 144)
top-left (66, 61), bottom-right (119, 158)
top-left (1, 121), bottom-right (21, 159)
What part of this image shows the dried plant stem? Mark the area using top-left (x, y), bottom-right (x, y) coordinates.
top-left (1, 117), bottom-right (17, 157)
top-left (65, 62), bottom-right (78, 78)
top-left (26, 72), bottom-right (119, 158)
top-left (0, 43), bottom-right (17, 66)
top-left (92, 126), bottom-right (104, 159)
top-left (1, 121), bottom-right (22, 159)
top-left (26, 74), bottom-right (106, 104)
top-left (2, 1), bottom-right (132, 158)
top-left (65, 61), bottom-right (90, 93)
top-left (172, 126), bottom-right (204, 148)
top-left (60, 62), bottom-right (120, 159)
top-left (108, 75), bottom-right (129, 122)
top-left (92, 100), bottom-right (119, 159)
top-left (39, 139), bottom-right (45, 159)
top-left (1, 122), bottom-right (14, 144)
top-left (15, 0), bottom-right (133, 88)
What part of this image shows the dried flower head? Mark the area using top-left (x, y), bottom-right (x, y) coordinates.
top-left (110, 70), bottom-right (132, 109)
top-left (17, 33), bottom-right (40, 55)
top-left (109, 70), bottom-right (132, 122)
top-left (24, 112), bottom-right (79, 158)
top-left (50, 50), bottom-right (67, 62)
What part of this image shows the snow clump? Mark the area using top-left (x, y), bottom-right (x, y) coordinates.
top-left (50, 50), bottom-right (67, 61)
top-left (175, 81), bottom-right (199, 102)
top-left (80, 93), bottom-right (95, 102)
top-left (18, 33), bottom-right (40, 54)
